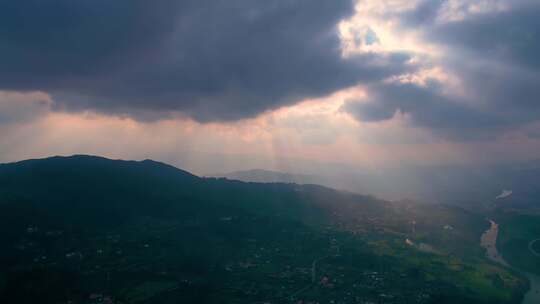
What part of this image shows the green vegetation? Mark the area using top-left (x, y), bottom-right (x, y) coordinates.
top-left (496, 212), bottom-right (540, 275)
top-left (0, 156), bottom-right (529, 303)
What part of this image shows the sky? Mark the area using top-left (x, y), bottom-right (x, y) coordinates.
top-left (1, 0), bottom-right (540, 175)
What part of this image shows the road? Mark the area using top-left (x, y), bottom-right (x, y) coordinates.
top-left (312, 255), bottom-right (328, 283)
top-left (289, 255), bottom-right (329, 300)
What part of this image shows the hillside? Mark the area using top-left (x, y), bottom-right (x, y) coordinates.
top-left (212, 169), bottom-right (322, 185)
top-left (0, 155), bottom-right (528, 304)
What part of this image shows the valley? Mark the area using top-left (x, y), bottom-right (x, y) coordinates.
top-left (0, 155), bottom-right (533, 304)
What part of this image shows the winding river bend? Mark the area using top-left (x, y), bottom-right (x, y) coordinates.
top-left (480, 220), bottom-right (540, 304)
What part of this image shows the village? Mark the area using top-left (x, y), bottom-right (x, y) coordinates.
top-left (9, 215), bottom-right (451, 304)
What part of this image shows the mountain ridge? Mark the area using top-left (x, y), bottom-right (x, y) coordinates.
top-left (0, 155), bottom-right (529, 304)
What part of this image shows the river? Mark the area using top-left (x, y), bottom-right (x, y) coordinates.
top-left (480, 220), bottom-right (540, 304)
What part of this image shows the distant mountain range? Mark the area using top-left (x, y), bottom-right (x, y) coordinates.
top-left (215, 163), bottom-right (540, 211)
top-left (212, 169), bottom-right (323, 185)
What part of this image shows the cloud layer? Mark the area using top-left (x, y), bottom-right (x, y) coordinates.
top-left (0, 0), bottom-right (414, 122)
top-left (1, 0), bottom-right (539, 148)
top-left (343, 0), bottom-right (540, 140)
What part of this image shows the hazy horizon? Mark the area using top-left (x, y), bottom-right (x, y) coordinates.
top-left (2, 0), bottom-right (540, 176)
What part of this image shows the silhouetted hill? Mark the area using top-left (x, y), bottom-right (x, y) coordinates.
top-left (0, 155), bottom-right (383, 236)
top-left (0, 155), bottom-right (202, 227)
top-left (0, 155), bottom-right (528, 304)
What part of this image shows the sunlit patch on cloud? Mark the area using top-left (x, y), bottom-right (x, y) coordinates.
top-left (339, 0), bottom-right (440, 57)
top-left (436, 0), bottom-right (510, 23)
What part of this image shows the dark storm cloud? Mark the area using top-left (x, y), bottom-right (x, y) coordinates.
top-left (0, 0), bottom-right (413, 122)
top-left (344, 81), bottom-right (505, 140)
top-left (0, 0), bottom-right (182, 87)
top-left (427, 4), bottom-right (540, 69)
top-left (344, 1), bottom-right (540, 140)
top-left (428, 2), bottom-right (540, 134)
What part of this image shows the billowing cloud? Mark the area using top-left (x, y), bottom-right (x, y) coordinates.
top-left (428, 3), bottom-right (540, 68)
top-left (343, 81), bottom-right (504, 140)
top-left (0, 0), bottom-right (414, 122)
top-left (342, 0), bottom-right (540, 140)
top-left (2, 0), bottom-right (540, 171)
